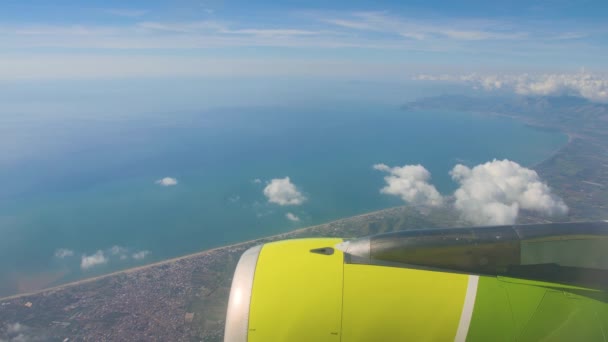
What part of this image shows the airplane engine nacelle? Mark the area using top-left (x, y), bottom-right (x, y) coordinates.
top-left (224, 222), bottom-right (608, 342)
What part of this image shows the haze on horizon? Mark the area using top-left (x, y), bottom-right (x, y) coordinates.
top-left (1, 0), bottom-right (606, 127)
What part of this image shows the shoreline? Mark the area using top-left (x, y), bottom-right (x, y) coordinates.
top-left (472, 109), bottom-right (574, 169)
top-left (531, 131), bottom-right (574, 169)
top-left (0, 206), bottom-right (399, 302)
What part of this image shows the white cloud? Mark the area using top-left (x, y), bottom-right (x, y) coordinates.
top-left (132, 250), bottom-right (150, 260)
top-left (286, 212), bottom-right (300, 222)
top-left (109, 245), bottom-right (127, 256)
top-left (322, 18), bottom-right (374, 30)
top-left (450, 159), bottom-right (568, 225)
top-left (224, 29), bottom-right (319, 36)
top-left (374, 163), bottom-right (444, 207)
top-left (440, 29), bottom-right (525, 41)
top-left (108, 245), bottom-right (131, 260)
top-left (253, 178), bottom-right (262, 184)
top-left (6, 323), bottom-right (24, 334)
top-left (414, 72), bottom-right (608, 103)
top-left (137, 20), bottom-right (227, 33)
top-left (323, 12), bottom-right (526, 42)
top-left (552, 32), bottom-right (587, 40)
top-left (54, 248), bottom-right (74, 259)
top-left (156, 177), bottom-right (178, 186)
top-left (2, 322), bottom-right (45, 342)
top-left (81, 250), bottom-right (108, 270)
top-left (0, 21), bottom-right (342, 51)
top-left (263, 177), bottom-right (307, 206)
top-left (512, 74), bottom-right (608, 102)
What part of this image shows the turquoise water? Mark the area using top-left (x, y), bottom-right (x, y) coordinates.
top-left (0, 96), bottom-right (567, 296)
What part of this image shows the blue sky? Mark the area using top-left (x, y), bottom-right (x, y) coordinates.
top-left (1, 0), bottom-right (607, 80)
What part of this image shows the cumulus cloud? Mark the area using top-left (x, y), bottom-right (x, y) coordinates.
top-left (413, 72), bottom-right (608, 103)
top-left (2, 322), bottom-right (36, 342)
top-left (155, 177), bottom-right (178, 186)
top-left (81, 250), bottom-right (108, 270)
top-left (5, 323), bottom-right (24, 335)
top-left (374, 163), bottom-right (444, 207)
top-left (109, 245), bottom-right (127, 256)
top-left (132, 250), bottom-right (150, 260)
top-left (77, 246), bottom-right (151, 267)
top-left (450, 159), bottom-right (568, 225)
top-left (2, 322), bottom-right (48, 342)
top-left (54, 248), bottom-right (74, 258)
top-left (263, 177), bottom-right (306, 206)
top-left (108, 245), bottom-right (129, 260)
top-left (253, 178), bottom-right (262, 184)
top-left (286, 212), bottom-right (300, 222)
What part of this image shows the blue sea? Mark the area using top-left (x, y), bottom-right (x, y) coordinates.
top-left (0, 79), bottom-right (567, 296)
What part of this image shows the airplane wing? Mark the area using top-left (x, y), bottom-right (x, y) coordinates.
top-left (224, 221), bottom-right (608, 341)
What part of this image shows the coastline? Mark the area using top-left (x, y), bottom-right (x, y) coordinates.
top-left (0, 206), bottom-right (398, 302)
top-left (531, 131), bottom-right (573, 169)
top-left (474, 110), bottom-right (573, 169)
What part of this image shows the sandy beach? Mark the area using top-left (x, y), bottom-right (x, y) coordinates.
top-left (0, 207), bottom-right (395, 302)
